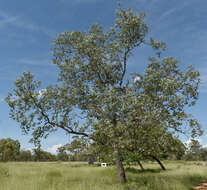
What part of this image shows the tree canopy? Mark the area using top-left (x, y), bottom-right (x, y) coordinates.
top-left (6, 7), bottom-right (201, 183)
top-left (0, 138), bottom-right (20, 161)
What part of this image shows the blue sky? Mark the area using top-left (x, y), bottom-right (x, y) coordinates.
top-left (0, 0), bottom-right (207, 153)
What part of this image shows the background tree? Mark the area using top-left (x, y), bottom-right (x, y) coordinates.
top-left (6, 6), bottom-right (201, 183)
top-left (0, 138), bottom-right (20, 161)
top-left (166, 138), bottom-right (186, 160)
top-left (199, 147), bottom-right (207, 161)
top-left (18, 150), bottom-right (32, 161)
top-left (59, 136), bottom-right (89, 161)
top-left (57, 146), bottom-right (69, 161)
top-left (32, 147), bottom-right (56, 161)
top-left (184, 139), bottom-right (205, 161)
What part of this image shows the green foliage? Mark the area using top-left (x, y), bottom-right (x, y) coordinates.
top-left (0, 138), bottom-right (20, 161)
top-left (17, 150), bottom-right (32, 161)
top-left (5, 6), bottom-right (201, 183)
top-left (184, 139), bottom-right (207, 161)
top-left (32, 147), bottom-right (56, 161)
top-left (57, 152), bottom-right (68, 161)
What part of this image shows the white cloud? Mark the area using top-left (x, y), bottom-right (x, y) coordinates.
top-left (46, 144), bottom-right (62, 155)
top-left (184, 138), bottom-right (201, 148)
top-left (184, 138), bottom-right (207, 149)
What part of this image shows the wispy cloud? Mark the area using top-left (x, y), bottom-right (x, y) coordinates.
top-left (0, 11), bottom-right (55, 37)
top-left (147, 1), bottom-right (195, 37)
top-left (17, 58), bottom-right (52, 67)
top-left (198, 66), bottom-right (207, 93)
top-left (60, 0), bottom-right (101, 4)
top-left (0, 95), bottom-right (4, 103)
top-left (157, 1), bottom-right (190, 22)
top-left (0, 12), bottom-right (17, 27)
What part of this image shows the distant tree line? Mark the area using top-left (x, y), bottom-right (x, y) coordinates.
top-left (0, 138), bottom-right (207, 163)
top-left (0, 138), bottom-right (87, 162)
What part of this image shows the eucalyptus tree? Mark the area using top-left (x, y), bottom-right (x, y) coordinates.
top-left (6, 7), bottom-right (201, 183)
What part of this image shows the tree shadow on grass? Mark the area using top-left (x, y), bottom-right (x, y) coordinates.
top-left (125, 167), bottom-right (207, 190)
top-left (125, 167), bottom-right (162, 174)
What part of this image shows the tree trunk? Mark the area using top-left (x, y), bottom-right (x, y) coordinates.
top-left (137, 160), bottom-right (144, 171)
top-left (115, 148), bottom-right (127, 183)
top-left (151, 155), bottom-right (166, 170)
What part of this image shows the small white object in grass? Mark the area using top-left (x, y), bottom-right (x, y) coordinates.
top-left (134, 76), bottom-right (141, 83)
top-left (101, 163), bottom-right (107, 167)
top-left (202, 163), bottom-right (206, 166)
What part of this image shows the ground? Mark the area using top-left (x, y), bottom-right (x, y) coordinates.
top-left (0, 161), bottom-right (206, 190)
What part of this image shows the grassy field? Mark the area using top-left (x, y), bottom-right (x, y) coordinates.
top-left (0, 161), bottom-right (206, 190)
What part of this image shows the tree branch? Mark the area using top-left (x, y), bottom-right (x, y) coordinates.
top-left (120, 47), bottom-right (130, 87)
top-left (29, 93), bottom-right (89, 137)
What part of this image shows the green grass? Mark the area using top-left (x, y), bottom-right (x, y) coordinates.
top-left (0, 161), bottom-right (206, 190)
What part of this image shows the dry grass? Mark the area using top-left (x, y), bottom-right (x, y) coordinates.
top-left (0, 161), bottom-right (206, 190)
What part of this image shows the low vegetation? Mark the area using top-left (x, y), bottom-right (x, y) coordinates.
top-left (0, 161), bottom-right (206, 190)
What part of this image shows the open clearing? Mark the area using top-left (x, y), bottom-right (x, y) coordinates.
top-left (0, 161), bottom-right (207, 190)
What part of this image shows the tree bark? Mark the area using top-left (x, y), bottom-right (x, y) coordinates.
top-left (137, 160), bottom-right (144, 171)
top-left (115, 148), bottom-right (127, 183)
top-left (151, 155), bottom-right (166, 170)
